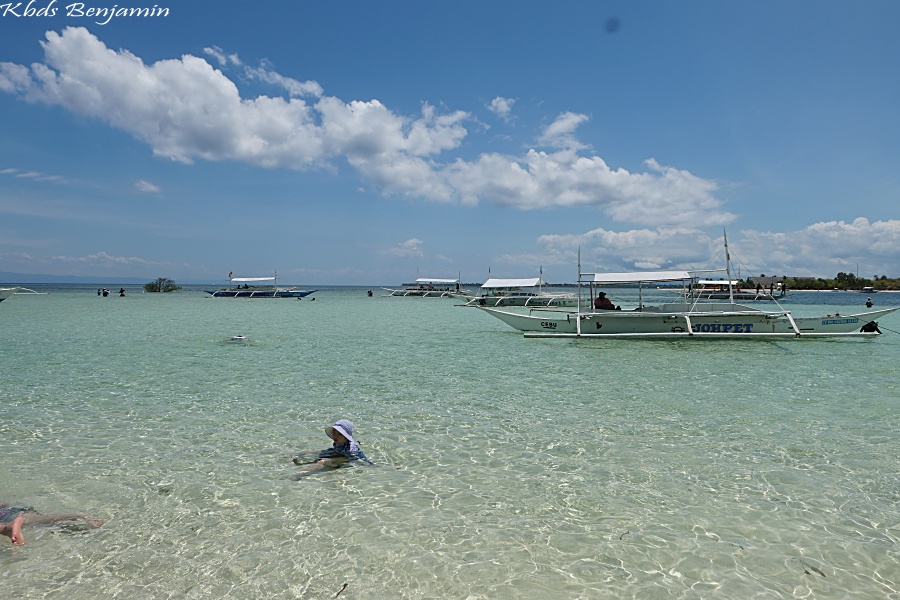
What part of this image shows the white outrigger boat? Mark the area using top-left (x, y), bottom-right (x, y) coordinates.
top-left (0, 286), bottom-right (46, 302)
top-left (477, 238), bottom-right (898, 339)
top-left (205, 275), bottom-right (316, 298)
top-left (383, 278), bottom-right (469, 298)
top-left (686, 279), bottom-right (783, 302)
top-left (464, 277), bottom-right (578, 308)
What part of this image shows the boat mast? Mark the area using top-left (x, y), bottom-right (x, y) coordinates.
top-left (577, 247), bottom-right (582, 313)
top-left (723, 230), bottom-right (734, 303)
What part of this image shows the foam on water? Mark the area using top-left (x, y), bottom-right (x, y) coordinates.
top-left (1, 286), bottom-right (899, 598)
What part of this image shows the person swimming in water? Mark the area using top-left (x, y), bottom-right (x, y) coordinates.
top-left (290, 419), bottom-right (372, 479)
top-left (0, 504), bottom-right (103, 546)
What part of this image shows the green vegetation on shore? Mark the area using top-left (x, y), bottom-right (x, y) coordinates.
top-left (753, 272), bottom-right (897, 291)
top-left (144, 278), bottom-right (182, 293)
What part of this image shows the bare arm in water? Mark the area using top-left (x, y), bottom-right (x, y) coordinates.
top-left (0, 510), bottom-right (103, 546)
top-left (290, 456), bottom-right (349, 479)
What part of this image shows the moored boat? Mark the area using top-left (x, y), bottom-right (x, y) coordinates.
top-left (464, 277), bottom-right (578, 307)
top-left (480, 301), bottom-right (898, 339)
top-left (205, 275), bottom-right (316, 298)
top-left (476, 235), bottom-right (898, 339)
top-left (0, 287), bottom-right (18, 302)
top-left (383, 278), bottom-right (469, 298)
top-left (686, 279), bottom-right (782, 302)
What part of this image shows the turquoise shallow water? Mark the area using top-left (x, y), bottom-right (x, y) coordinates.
top-left (1, 286), bottom-right (899, 599)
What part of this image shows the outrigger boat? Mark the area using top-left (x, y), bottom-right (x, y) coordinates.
top-left (205, 275), bottom-right (316, 299)
top-left (477, 237), bottom-right (898, 339)
top-left (464, 277), bottom-right (578, 307)
top-left (686, 279), bottom-right (783, 302)
top-left (0, 286), bottom-right (45, 302)
top-left (383, 278), bottom-right (468, 298)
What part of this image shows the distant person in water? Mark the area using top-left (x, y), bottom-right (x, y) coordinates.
top-left (0, 504), bottom-right (103, 546)
top-left (593, 292), bottom-right (616, 310)
top-left (291, 419), bottom-right (372, 479)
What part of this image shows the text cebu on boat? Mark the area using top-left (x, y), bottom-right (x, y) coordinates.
top-left (205, 273), bottom-right (316, 299)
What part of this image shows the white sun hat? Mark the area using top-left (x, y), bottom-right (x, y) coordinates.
top-left (325, 419), bottom-right (355, 444)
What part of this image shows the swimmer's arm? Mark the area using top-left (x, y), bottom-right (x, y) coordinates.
top-left (290, 450), bottom-right (323, 465)
top-left (289, 456), bottom-right (348, 479)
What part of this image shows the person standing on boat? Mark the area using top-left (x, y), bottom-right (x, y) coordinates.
top-left (594, 292), bottom-right (616, 310)
top-left (290, 419), bottom-right (372, 479)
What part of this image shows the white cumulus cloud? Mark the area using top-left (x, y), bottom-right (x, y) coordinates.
top-left (529, 218), bottom-right (900, 277)
top-left (487, 96), bottom-right (516, 120)
top-left (0, 27), bottom-right (733, 228)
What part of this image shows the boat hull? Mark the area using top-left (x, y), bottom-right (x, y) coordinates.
top-left (465, 294), bottom-right (578, 308)
top-left (206, 289), bottom-right (316, 298)
top-left (478, 305), bottom-right (899, 339)
top-left (382, 287), bottom-right (468, 298)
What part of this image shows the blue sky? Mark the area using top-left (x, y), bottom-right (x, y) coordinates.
top-left (1, 1), bottom-right (898, 284)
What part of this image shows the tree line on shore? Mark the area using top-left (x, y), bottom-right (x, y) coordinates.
top-left (752, 272), bottom-right (897, 291)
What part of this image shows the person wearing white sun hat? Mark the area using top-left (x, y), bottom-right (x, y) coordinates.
top-left (290, 419), bottom-right (372, 479)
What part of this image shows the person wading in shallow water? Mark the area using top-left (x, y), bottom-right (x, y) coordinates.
top-left (0, 504), bottom-right (103, 546)
top-left (290, 419), bottom-right (372, 479)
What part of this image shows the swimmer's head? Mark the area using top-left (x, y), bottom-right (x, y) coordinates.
top-left (326, 420), bottom-right (355, 445)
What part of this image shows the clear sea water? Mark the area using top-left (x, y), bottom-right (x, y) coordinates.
top-left (2, 285), bottom-right (899, 599)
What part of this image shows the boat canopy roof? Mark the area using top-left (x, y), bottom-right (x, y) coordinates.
top-left (582, 270), bottom-right (693, 284)
top-left (481, 277), bottom-right (542, 289)
top-left (231, 277), bottom-right (275, 282)
top-left (415, 278), bottom-right (458, 284)
top-left (697, 279), bottom-right (741, 286)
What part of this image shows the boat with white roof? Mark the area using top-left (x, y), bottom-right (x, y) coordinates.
top-left (383, 278), bottom-right (469, 298)
top-left (205, 274), bottom-right (316, 299)
top-left (464, 276), bottom-right (577, 307)
top-left (476, 235), bottom-right (898, 339)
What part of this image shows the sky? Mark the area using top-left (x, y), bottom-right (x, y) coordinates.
top-left (1, 1), bottom-right (899, 285)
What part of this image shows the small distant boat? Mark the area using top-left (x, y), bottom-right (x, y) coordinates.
top-left (224, 335), bottom-right (251, 343)
top-left (383, 278), bottom-right (469, 298)
top-left (206, 275), bottom-right (316, 299)
top-left (464, 277), bottom-right (578, 307)
top-left (859, 286), bottom-right (877, 294)
top-left (685, 279), bottom-right (782, 302)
